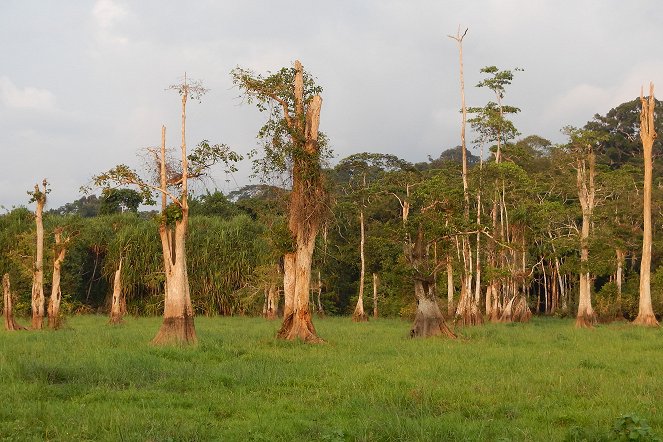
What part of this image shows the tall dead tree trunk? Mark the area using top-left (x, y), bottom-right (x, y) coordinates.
top-left (4, 274), bottom-right (25, 331)
top-left (30, 180), bottom-right (47, 330)
top-left (152, 119), bottom-right (197, 345)
top-left (277, 60), bottom-right (325, 342)
top-left (634, 83), bottom-right (659, 327)
top-left (353, 210), bottom-right (368, 321)
top-left (576, 151), bottom-right (597, 328)
top-left (449, 27), bottom-right (481, 326)
top-left (47, 228), bottom-right (69, 329)
top-left (109, 257), bottom-right (125, 324)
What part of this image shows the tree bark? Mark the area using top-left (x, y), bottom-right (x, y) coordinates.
top-left (47, 228), bottom-right (68, 329)
top-left (4, 274), bottom-right (25, 331)
top-left (634, 83), bottom-right (659, 327)
top-left (352, 210), bottom-right (368, 321)
top-left (109, 257), bottom-right (125, 324)
top-left (31, 181), bottom-right (47, 330)
top-left (282, 253), bottom-right (296, 318)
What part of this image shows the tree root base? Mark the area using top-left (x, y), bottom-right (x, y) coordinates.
top-left (411, 313), bottom-right (456, 338)
top-left (575, 312), bottom-right (597, 328)
top-left (108, 313), bottom-right (124, 325)
top-left (352, 312), bottom-right (368, 323)
top-left (455, 311), bottom-right (484, 327)
top-left (632, 314), bottom-right (660, 327)
top-left (277, 312), bottom-right (323, 343)
top-left (152, 316), bottom-right (197, 346)
top-left (4, 319), bottom-right (26, 331)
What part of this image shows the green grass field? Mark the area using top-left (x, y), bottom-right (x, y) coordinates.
top-left (1, 316), bottom-right (662, 441)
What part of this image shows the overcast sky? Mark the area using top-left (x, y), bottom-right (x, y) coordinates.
top-left (1, 0), bottom-right (662, 209)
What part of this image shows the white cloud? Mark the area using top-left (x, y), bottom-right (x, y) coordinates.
top-left (91, 0), bottom-right (129, 46)
top-left (0, 76), bottom-right (57, 112)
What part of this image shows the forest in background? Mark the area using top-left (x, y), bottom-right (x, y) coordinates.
top-left (1, 90), bottom-right (661, 325)
top-left (1, 41), bottom-right (662, 342)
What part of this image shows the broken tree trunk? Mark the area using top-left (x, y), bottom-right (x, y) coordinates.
top-left (109, 257), bottom-right (125, 324)
top-left (47, 228), bottom-right (69, 329)
top-left (4, 274), bottom-right (26, 331)
top-left (31, 180), bottom-right (47, 330)
top-left (634, 83), bottom-right (659, 327)
top-left (277, 61), bottom-right (325, 342)
top-left (352, 210), bottom-right (368, 322)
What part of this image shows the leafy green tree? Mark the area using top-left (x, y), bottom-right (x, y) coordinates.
top-left (99, 188), bottom-right (143, 215)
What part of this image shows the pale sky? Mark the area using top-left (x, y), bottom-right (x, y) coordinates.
top-left (1, 0), bottom-right (662, 208)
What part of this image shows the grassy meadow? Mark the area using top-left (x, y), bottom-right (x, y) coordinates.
top-left (1, 316), bottom-right (662, 441)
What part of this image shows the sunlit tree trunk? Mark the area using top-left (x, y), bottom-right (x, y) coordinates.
top-left (152, 121), bottom-right (197, 345)
top-left (31, 181), bottom-right (47, 330)
top-left (634, 83), bottom-right (659, 327)
top-left (282, 253), bottom-right (296, 318)
top-left (109, 257), bottom-right (125, 324)
top-left (278, 61), bottom-right (325, 342)
top-left (352, 210), bottom-right (368, 321)
top-left (4, 274), bottom-right (25, 331)
top-left (576, 153), bottom-right (597, 328)
top-left (446, 257), bottom-right (454, 317)
top-left (47, 228), bottom-right (68, 329)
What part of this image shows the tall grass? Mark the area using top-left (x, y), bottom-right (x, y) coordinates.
top-left (1, 316), bottom-right (661, 441)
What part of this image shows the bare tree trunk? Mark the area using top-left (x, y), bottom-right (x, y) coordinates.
top-left (265, 282), bottom-right (278, 320)
top-left (47, 228), bottom-right (68, 329)
top-left (31, 181), bottom-right (47, 330)
top-left (576, 152), bottom-right (597, 328)
top-left (634, 83), bottom-right (659, 327)
top-left (152, 123), bottom-right (197, 345)
top-left (353, 210), bottom-right (368, 322)
top-left (4, 274), bottom-right (25, 331)
top-left (372, 272), bottom-right (379, 319)
top-left (109, 258), bottom-right (124, 324)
